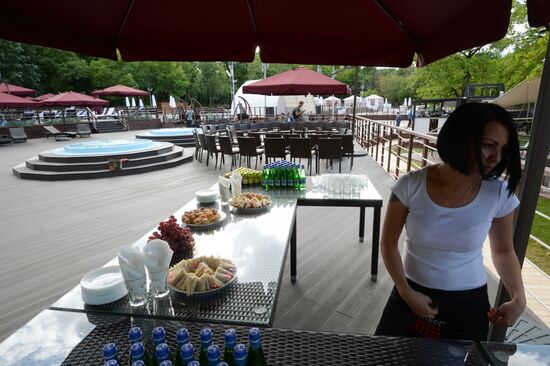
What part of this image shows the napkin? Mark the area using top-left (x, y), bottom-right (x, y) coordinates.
top-left (117, 246), bottom-right (146, 280)
top-left (143, 239), bottom-right (174, 282)
top-left (230, 171), bottom-right (242, 197)
top-left (218, 176), bottom-right (231, 202)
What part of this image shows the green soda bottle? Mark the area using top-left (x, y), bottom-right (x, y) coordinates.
top-left (199, 328), bottom-right (213, 366)
top-left (246, 328), bottom-right (266, 366)
top-left (175, 328), bottom-right (189, 366)
top-left (102, 343), bottom-right (120, 364)
top-left (179, 343), bottom-right (195, 366)
top-left (299, 165), bottom-right (306, 190)
top-left (223, 329), bottom-right (237, 366)
top-left (152, 327), bottom-right (167, 365)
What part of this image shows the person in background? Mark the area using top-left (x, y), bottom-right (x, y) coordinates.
top-left (375, 102), bottom-right (525, 341)
top-left (408, 109), bottom-right (413, 125)
top-left (395, 112), bottom-right (402, 127)
top-left (292, 101), bottom-right (305, 122)
top-left (185, 106), bottom-right (194, 127)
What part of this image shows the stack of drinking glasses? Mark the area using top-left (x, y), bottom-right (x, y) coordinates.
top-left (312, 174), bottom-right (367, 198)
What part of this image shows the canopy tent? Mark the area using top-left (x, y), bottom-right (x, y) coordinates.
top-left (0, 83), bottom-right (36, 97)
top-left (344, 95), bottom-right (364, 105)
top-left (243, 68), bottom-right (350, 95)
top-left (324, 96), bottom-right (342, 107)
top-left (39, 91), bottom-right (109, 106)
top-left (92, 84), bottom-right (149, 97)
top-left (493, 78), bottom-right (541, 108)
top-left (3, 1), bottom-right (548, 67)
top-left (0, 92), bottom-right (39, 108)
top-left (364, 94), bottom-right (385, 110)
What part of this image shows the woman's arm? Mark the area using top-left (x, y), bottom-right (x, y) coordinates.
top-left (488, 211), bottom-right (526, 326)
top-left (381, 193), bottom-right (438, 318)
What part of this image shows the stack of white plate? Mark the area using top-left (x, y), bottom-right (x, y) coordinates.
top-left (196, 189), bottom-right (219, 203)
top-left (80, 265), bottom-right (128, 305)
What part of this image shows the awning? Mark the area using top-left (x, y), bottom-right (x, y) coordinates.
top-left (0, 92), bottom-right (39, 108)
top-left (0, 83), bottom-right (36, 97)
top-left (493, 78), bottom-right (541, 108)
top-left (39, 91), bottom-right (110, 107)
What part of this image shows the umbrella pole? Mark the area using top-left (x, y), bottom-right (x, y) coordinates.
top-left (352, 66), bottom-right (359, 136)
top-left (488, 36), bottom-right (550, 342)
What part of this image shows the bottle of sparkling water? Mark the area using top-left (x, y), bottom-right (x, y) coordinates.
top-left (131, 342), bottom-right (154, 366)
top-left (217, 363), bottom-right (229, 366)
top-left (207, 344), bottom-right (221, 366)
top-left (152, 327), bottom-right (167, 365)
top-left (175, 328), bottom-right (189, 366)
top-left (102, 343), bottom-right (120, 364)
top-left (131, 361), bottom-right (146, 366)
top-left (199, 328), bottom-right (213, 366)
top-left (129, 327), bottom-right (154, 366)
top-left (299, 165), bottom-right (306, 190)
top-left (223, 329), bottom-right (236, 366)
top-left (179, 343), bottom-right (195, 366)
top-left (273, 163), bottom-right (280, 187)
top-left (233, 344), bottom-right (247, 366)
top-left (261, 168), bottom-right (269, 189)
top-left (159, 361), bottom-right (174, 366)
top-left (104, 360), bottom-right (120, 366)
top-left (246, 328), bottom-right (266, 366)
top-left (188, 362), bottom-right (200, 366)
top-left (156, 343), bottom-right (173, 365)
top-left (286, 164), bottom-right (293, 187)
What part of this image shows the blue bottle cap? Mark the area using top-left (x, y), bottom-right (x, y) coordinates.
top-left (152, 326), bottom-right (166, 343)
top-left (180, 342), bottom-right (195, 359)
top-left (200, 328), bottom-right (213, 343)
top-left (248, 328), bottom-right (261, 342)
top-left (104, 360), bottom-right (119, 366)
top-left (128, 327), bottom-right (142, 343)
top-left (224, 328), bottom-right (237, 344)
top-left (159, 361), bottom-right (173, 366)
top-left (176, 328), bottom-right (189, 344)
top-left (130, 361), bottom-right (145, 366)
top-left (234, 343), bottom-right (247, 361)
top-left (188, 362), bottom-right (200, 366)
top-left (102, 343), bottom-right (117, 359)
top-left (207, 344), bottom-right (221, 361)
top-left (130, 342), bottom-right (145, 358)
top-left (155, 343), bottom-right (170, 360)
top-left (217, 363), bottom-right (229, 366)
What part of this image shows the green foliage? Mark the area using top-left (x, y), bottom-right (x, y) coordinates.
top-left (525, 196), bottom-right (550, 276)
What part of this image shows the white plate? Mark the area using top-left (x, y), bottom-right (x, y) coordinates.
top-left (231, 204), bottom-right (271, 214)
top-left (80, 265), bottom-right (128, 305)
top-left (195, 189), bottom-right (219, 203)
top-left (169, 272), bottom-right (237, 298)
top-left (183, 210), bottom-right (227, 229)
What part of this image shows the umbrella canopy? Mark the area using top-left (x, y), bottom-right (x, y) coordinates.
top-left (493, 78), bottom-right (541, 108)
top-left (92, 84), bottom-right (149, 97)
top-left (1, 1), bottom-right (548, 67)
top-left (40, 91), bottom-right (109, 107)
top-left (0, 92), bottom-right (39, 108)
top-left (243, 68), bottom-right (350, 95)
top-left (32, 93), bottom-right (55, 101)
top-left (0, 83), bottom-right (36, 97)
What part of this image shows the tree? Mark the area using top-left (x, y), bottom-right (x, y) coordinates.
top-left (0, 40), bottom-right (41, 91)
top-left (197, 62), bottom-right (229, 105)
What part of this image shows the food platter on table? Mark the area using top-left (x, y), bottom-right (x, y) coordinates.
top-left (181, 208), bottom-right (226, 229)
top-left (229, 193), bottom-right (271, 214)
top-left (167, 255), bottom-right (237, 298)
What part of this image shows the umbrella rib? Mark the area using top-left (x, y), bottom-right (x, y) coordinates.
top-left (372, 0), bottom-right (413, 43)
top-left (245, 0), bottom-right (259, 37)
top-left (114, 0), bottom-right (136, 58)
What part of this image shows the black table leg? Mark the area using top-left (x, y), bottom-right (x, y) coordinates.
top-left (371, 206), bottom-right (381, 281)
top-left (291, 212), bottom-right (297, 283)
top-left (359, 206), bottom-right (365, 242)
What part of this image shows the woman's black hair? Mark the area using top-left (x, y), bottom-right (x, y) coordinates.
top-left (436, 102), bottom-right (521, 195)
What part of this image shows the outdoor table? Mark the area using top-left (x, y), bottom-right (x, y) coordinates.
top-left (291, 175), bottom-right (383, 282)
top-left (0, 308), bottom-right (509, 366)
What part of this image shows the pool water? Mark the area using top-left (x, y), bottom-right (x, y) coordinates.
top-left (147, 128), bottom-right (199, 136)
top-left (53, 139), bottom-right (161, 155)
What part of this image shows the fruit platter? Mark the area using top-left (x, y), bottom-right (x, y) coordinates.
top-left (167, 255), bottom-right (237, 296)
top-left (229, 192), bottom-right (271, 214)
top-left (181, 208), bottom-right (226, 229)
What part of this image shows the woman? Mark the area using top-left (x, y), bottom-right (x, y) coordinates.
top-left (375, 102), bottom-right (526, 341)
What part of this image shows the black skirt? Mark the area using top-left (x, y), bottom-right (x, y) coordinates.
top-left (375, 279), bottom-right (490, 341)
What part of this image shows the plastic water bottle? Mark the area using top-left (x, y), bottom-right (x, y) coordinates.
top-left (299, 164), bottom-right (306, 190)
top-left (233, 344), bottom-right (247, 366)
top-left (155, 343), bottom-right (173, 365)
top-left (102, 343), bottom-right (120, 364)
top-left (207, 344), bottom-right (221, 366)
top-left (175, 328), bottom-right (190, 366)
top-left (223, 329), bottom-right (236, 366)
top-left (217, 363), bottom-right (229, 366)
top-left (131, 361), bottom-right (146, 366)
top-left (188, 362), bottom-right (200, 366)
top-left (246, 328), bottom-right (266, 366)
top-left (159, 361), bottom-right (174, 366)
top-left (129, 327), bottom-right (153, 366)
top-left (104, 360), bottom-right (120, 366)
top-left (179, 343), bottom-right (195, 366)
top-left (152, 327), bottom-right (167, 364)
top-left (131, 342), bottom-right (153, 366)
top-left (199, 328), bottom-right (213, 366)
top-left (261, 168), bottom-right (269, 189)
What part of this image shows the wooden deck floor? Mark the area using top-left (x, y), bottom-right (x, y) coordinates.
top-left (0, 130), bottom-right (535, 343)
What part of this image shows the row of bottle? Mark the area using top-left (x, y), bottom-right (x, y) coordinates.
top-left (261, 160), bottom-right (306, 190)
top-left (102, 326), bottom-right (266, 366)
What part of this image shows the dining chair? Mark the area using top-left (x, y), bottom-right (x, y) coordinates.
top-left (340, 134), bottom-right (354, 170)
top-left (197, 132), bottom-right (208, 163)
top-left (205, 134), bottom-right (223, 169)
top-left (289, 137), bottom-right (314, 175)
top-left (317, 137), bottom-right (342, 174)
top-left (264, 137), bottom-right (287, 164)
top-left (218, 135), bottom-right (239, 169)
top-left (237, 136), bottom-right (264, 169)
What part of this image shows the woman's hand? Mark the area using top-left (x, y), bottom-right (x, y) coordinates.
top-left (488, 298), bottom-right (525, 326)
top-left (402, 288), bottom-right (439, 319)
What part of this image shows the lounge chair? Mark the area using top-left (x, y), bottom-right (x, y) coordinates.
top-left (9, 127), bottom-right (27, 143)
top-left (76, 123), bottom-right (91, 137)
top-left (43, 125), bottom-right (77, 140)
top-left (0, 135), bottom-right (13, 146)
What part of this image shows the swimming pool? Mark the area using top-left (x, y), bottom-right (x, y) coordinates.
top-left (52, 138), bottom-right (162, 155)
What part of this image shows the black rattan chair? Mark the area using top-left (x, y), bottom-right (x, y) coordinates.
top-left (289, 137), bottom-right (314, 175)
top-left (264, 137), bottom-right (287, 164)
top-left (205, 134), bottom-right (223, 169)
top-left (340, 134), bottom-right (354, 170)
top-left (317, 137), bottom-right (342, 173)
top-left (219, 135), bottom-right (239, 169)
top-left (237, 136), bottom-right (264, 169)
top-left (197, 132), bottom-right (208, 163)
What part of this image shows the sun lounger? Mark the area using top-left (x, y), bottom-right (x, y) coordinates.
top-left (76, 123), bottom-right (91, 137)
top-left (9, 127), bottom-right (27, 143)
top-left (43, 125), bottom-right (78, 140)
top-left (0, 135), bottom-right (13, 146)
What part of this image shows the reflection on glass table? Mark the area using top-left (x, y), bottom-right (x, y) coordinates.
top-left (481, 342), bottom-right (550, 366)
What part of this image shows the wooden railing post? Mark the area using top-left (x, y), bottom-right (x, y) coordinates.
top-left (407, 134), bottom-right (413, 172)
top-left (396, 131), bottom-right (402, 178)
top-left (422, 138), bottom-right (429, 167)
top-left (387, 126), bottom-right (393, 173)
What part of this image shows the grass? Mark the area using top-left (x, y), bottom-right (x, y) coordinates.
top-left (526, 196), bottom-right (550, 275)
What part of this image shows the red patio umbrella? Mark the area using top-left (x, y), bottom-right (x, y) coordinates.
top-left (32, 93), bottom-right (55, 101)
top-left (39, 91), bottom-right (109, 107)
top-left (0, 92), bottom-right (39, 108)
top-left (243, 68), bottom-right (350, 96)
top-left (0, 0), bottom-right (548, 67)
top-left (0, 83), bottom-right (36, 97)
top-left (92, 84), bottom-right (149, 97)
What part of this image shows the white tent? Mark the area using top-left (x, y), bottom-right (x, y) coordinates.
top-left (364, 94), bottom-right (384, 110)
top-left (344, 95), bottom-right (364, 106)
top-left (232, 80), bottom-right (316, 117)
top-left (324, 96), bottom-right (341, 107)
top-left (493, 78), bottom-right (541, 108)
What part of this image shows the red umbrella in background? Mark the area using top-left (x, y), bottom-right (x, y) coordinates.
top-left (243, 68), bottom-right (350, 95)
top-left (32, 93), bottom-right (55, 102)
top-left (39, 91), bottom-right (109, 107)
top-left (92, 84), bottom-right (149, 97)
top-left (0, 92), bottom-right (39, 108)
top-left (0, 83), bottom-right (36, 97)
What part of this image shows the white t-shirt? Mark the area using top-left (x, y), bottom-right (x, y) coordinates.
top-left (392, 166), bottom-right (519, 291)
